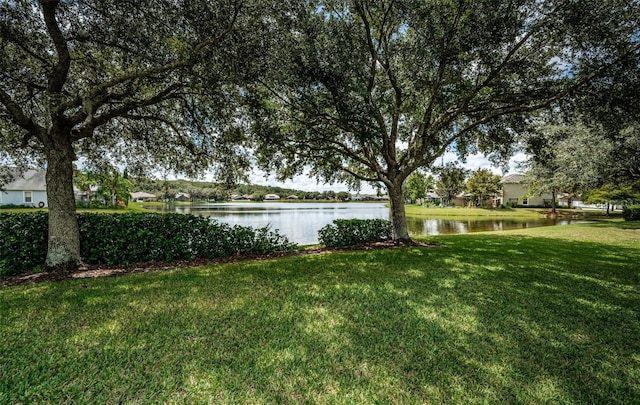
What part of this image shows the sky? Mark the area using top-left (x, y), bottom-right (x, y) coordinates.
top-left (238, 151), bottom-right (529, 194)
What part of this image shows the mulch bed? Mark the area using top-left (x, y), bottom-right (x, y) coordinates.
top-left (1, 240), bottom-right (439, 287)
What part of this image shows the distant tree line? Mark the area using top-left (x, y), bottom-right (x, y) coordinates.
top-left (125, 177), bottom-right (356, 202)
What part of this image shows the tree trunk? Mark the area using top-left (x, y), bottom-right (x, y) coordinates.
top-left (45, 134), bottom-right (82, 271)
top-left (551, 189), bottom-right (557, 214)
top-left (388, 183), bottom-right (411, 243)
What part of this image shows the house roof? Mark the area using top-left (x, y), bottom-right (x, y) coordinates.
top-left (2, 169), bottom-right (47, 191)
top-left (130, 191), bottom-right (156, 199)
top-left (500, 174), bottom-right (525, 184)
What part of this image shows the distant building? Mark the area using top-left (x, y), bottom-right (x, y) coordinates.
top-left (424, 191), bottom-right (441, 204)
top-left (0, 168), bottom-right (48, 207)
top-left (175, 192), bottom-right (191, 202)
top-left (351, 193), bottom-right (389, 201)
top-left (74, 184), bottom-right (99, 202)
top-left (497, 174), bottom-right (554, 207)
top-left (130, 191), bottom-right (157, 202)
top-left (264, 194), bottom-right (280, 200)
top-left (452, 192), bottom-right (472, 207)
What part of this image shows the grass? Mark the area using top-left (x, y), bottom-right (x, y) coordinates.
top-left (0, 203), bottom-right (153, 214)
top-left (404, 204), bottom-right (617, 219)
top-left (1, 222), bottom-right (639, 403)
top-left (405, 205), bottom-right (544, 218)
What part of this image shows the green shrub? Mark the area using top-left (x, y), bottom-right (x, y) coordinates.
top-left (622, 205), bottom-right (640, 221)
top-left (318, 219), bottom-right (392, 247)
top-left (0, 204), bottom-right (35, 209)
top-left (0, 212), bottom-right (297, 276)
top-left (0, 212), bottom-right (48, 275)
top-left (76, 200), bottom-right (110, 209)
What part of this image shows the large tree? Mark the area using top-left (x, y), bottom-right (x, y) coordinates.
top-left (523, 120), bottom-right (637, 212)
top-left (404, 172), bottom-right (433, 204)
top-left (249, 0), bottom-right (640, 242)
top-left (465, 168), bottom-right (501, 207)
top-left (435, 163), bottom-right (468, 206)
top-left (0, 0), bottom-right (264, 269)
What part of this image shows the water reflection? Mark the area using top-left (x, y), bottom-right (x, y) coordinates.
top-left (150, 202), bottom-right (389, 245)
top-left (405, 217), bottom-right (574, 235)
top-left (145, 202), bottom-right (578, 245)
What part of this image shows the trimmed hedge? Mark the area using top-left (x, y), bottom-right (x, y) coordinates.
top-left (0, 212), bottom-right (297, 276)
top-left (0, 212), bottom-right (48, 275)
top-left (622, 205), bottom-right (640, 221)
top-left (318, 219), bottom-right (392, 247)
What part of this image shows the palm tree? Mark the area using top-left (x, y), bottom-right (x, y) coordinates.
top-left (97, 170), bottom-right (133, 207)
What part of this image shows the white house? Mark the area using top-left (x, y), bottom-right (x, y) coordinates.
top-left (0, 169), bottom-right (48, 207)
top-left (130, 191), bottom-right (157, 202)
top-left (175, 192), bottom-right (191, 202)
top-left (264, 194), bottom-right (280, 200)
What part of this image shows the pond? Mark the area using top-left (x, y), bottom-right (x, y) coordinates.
top-left (144, 202), bottom-right (579, 245)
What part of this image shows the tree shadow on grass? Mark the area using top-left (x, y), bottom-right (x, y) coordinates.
top-left (1, 234), bottom-right (639, 403)
top-left (318, 234), bottom-right (640, 403)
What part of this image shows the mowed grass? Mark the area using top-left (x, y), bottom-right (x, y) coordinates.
top-left (0, 203), bottom-right (152, 214)
top-left (405, 205), bottom-right (544, 218)
top-left (1, 222), bottom-right (639, 403)
top-left (404, 204), bottom-right (615, 219)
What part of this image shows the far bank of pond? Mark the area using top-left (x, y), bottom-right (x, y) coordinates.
top-left (143, 202), bottom-right (587, 245)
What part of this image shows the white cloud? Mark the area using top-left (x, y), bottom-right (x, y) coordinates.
top-left (441, 151), bottom-right (528, 175)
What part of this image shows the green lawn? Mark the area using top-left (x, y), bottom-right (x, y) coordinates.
top-left (0, 203), bottom-right (152, 214)
top-left (404, 204), bottom-right (614, 219)
top-left (405, 205), bottom-right (544, 218)
top-left (1, 222), bottom-right (639, 403)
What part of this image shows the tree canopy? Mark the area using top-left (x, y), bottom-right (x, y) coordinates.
top-left (435, 163), bottom-right (468, 206)
top-left (250, 0), bottom-right (640, 241)
top-left (405, 172), bottom-right (433, 204)
top-left (523, 118), bottom-right (640, 211)
top-left (0, 0), bottom-right (269, 268)
top-left (2, 0), bottom-right (640, 268)
top-left (466, 168), bottom-right (502, 207)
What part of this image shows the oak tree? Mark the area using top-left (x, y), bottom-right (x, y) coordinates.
top-left (249, 0), bottom-right (640, 242)
top-left (0, 0), bottom-right (262, 269)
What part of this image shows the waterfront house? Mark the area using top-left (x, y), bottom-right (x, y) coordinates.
top-left (130, 191), bottom-right (158, 202)
top-left (0, 168), bottom-right (48, 208)
top-left (497, 174), bottom-right (554, 207)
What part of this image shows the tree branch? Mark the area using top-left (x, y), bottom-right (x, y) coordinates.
top-left (72, 84), bottom-right (183, 140)
top-left (40, 0), bottom-right (71, 94)
top-left (82, 0), bottom-right (243, 113)
top-left (356, 3), bottom-right (395, 169)
top-left (341, 166), bottom-right (381, 183)
top-left (0, 88), bottom-right (45, 142)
